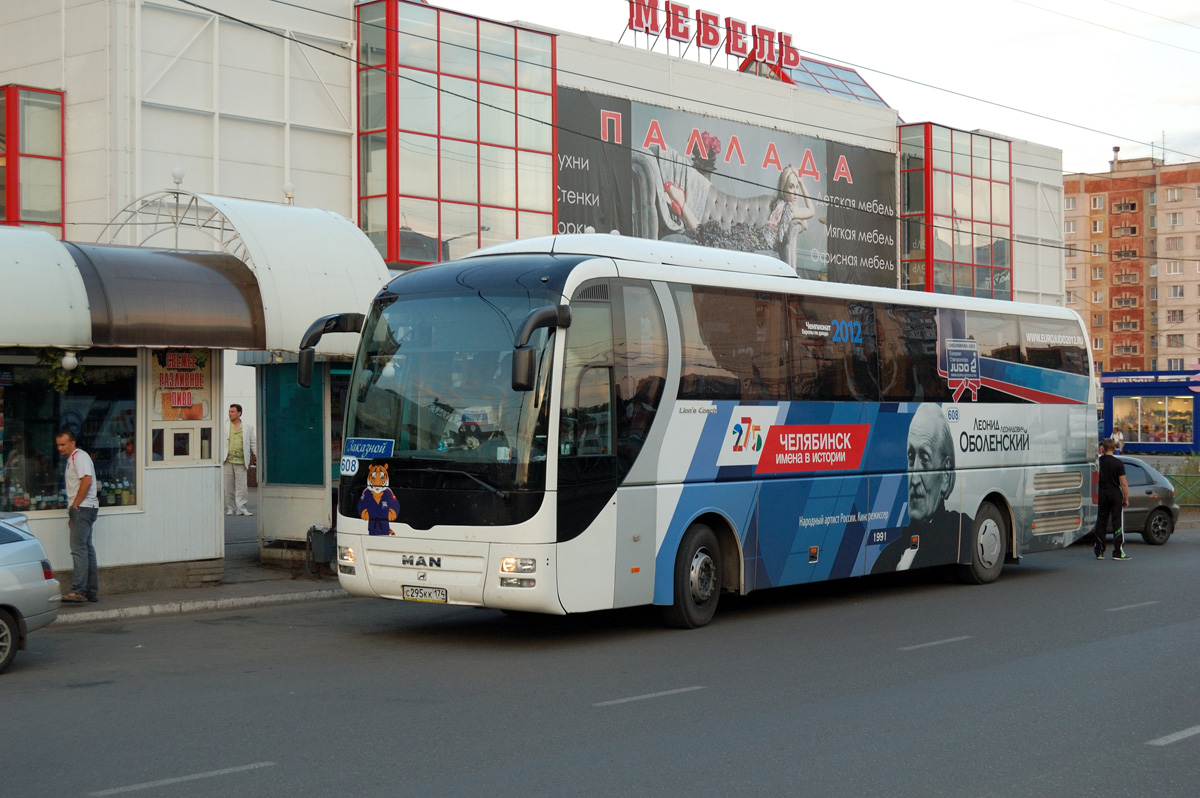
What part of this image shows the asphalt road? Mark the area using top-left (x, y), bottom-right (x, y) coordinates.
top-left (7, 531), bottom-right (1200, 797)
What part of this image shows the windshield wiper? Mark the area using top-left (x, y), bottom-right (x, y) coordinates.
top-left (405, 467), bottom-right (509, 499)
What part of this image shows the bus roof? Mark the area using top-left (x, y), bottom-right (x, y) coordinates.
top-left (462, 234), bottom-right (1079, 323)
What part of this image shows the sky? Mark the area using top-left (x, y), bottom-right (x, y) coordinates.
top-left (439, 0), bottom-right (1200, 175)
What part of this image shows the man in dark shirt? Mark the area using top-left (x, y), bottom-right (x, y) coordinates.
top-left (1094, 438), bottom-right (1130, 560)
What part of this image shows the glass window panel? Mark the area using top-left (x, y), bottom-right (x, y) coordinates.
top-left (359, 68), bottom-right (386, 132)
top-left (954, 262), bottom-right (972, 296)
top-left (972, 178), bottom-right (991, 222)
top-left (480, 207), bottom-right (516, 248)
top-left (517, 90), bottom-right (552, 153)
top-left (932, 215), bottom-right (953, 260)
top-left (1113, 396), bottom-right (1139, 444)
top-left (876, 305), bottom-right (950, 401)
top-left (901, 171), bottom-right (924, 215)
top-left (953, 174), bottom-right (972, 219)
top-left (1168, 396), bottom-right (1192, 443)
top-left (991, 139), bottom-right (1010, 182)
top-left (900, 125), bottom-right (924, 172)
top-left (440, 201), bottom-right (479, 260)
top-left (518, 211), bottom-right (553, 239)
top-left (517, 29), bottom-right (553, 93)
top-left (358, 3), bottom-right (386, 67)
top-left (477, 146), bottom-right (516, 206)
top-left (0, 364), bottom-right (138, 511)
top-left (360, 196), bottom-right (387, 257)
top-left (440, 12), bottom-right (477, 79)
top-left (19, 157), bottom-right (62, 223)
top-left (480, 21), bottom-right (515, 85)
top-left (952, 129), bottom-right (970, 174)
top-left (815, 75), bottom-right (848, 91)
top-left (902, 216), bottom-right (924, 260)
top-left (439, 139), bottom-right (478, 203)
top-left (397, 132), bottom-right (438, 199)
top-left (830, 66), bottom-right (865, 85)
top-left (963, 312), bottom-right (1021, 362)
top-left (439, 76), bottom-right (477, 140)
top-left (480, 145), bottom-right (516, 207)
top-left (974, 267), bottom-right (992, 297)
top-left (479, 83), bottom-right (515, 147)
top-left (803, 60), bottom-right (836, 78)
top-left (972, 135), bottom-right (990, 179)
top-left (934, 260), bottom-right (952, 294)
top-left (903, 260), bottom-right (926, 291)
top-left (991, 227), bottom-right (1010, 268)
top-left (19, 91), bottom-right (61, 157)
top-left (790, 70), bottom-right (822, 88)
top-left (397, 68), bottom-right (437, 135)
top-left (991, 182), bottom-right (1011, 225)
top-left (789, 295), bottom-right (880, 402)
top-left (953, 219), bottom-right (971, 263)
top-left (932, 170), bottom-right (950, 216)
top-left (359, 133), bottom-right (387, 197)
top-left (931, 126), bottom-right (951, 171)
top-left (396, 3), bottom-right (438, 72)
top-left (974, 222), bottom-right (992, 265)
top-left (517, 151), bottom-right (553, 212)
top-left (992, 268), bottom-right (1010, 298)
top-left (397, 197), bottom-right (439, 261)
top-left (851, 85), bottom-right (881, 101)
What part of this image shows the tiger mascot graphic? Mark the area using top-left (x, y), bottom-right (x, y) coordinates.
top-left (357, 463), bottom-right (398, 535)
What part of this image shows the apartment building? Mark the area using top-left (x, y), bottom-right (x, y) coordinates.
top-left (1064, 154), bottom-right (1200, 374)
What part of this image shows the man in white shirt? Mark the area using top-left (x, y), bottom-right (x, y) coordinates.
top-left (56, 430), bottom-right (99, 603)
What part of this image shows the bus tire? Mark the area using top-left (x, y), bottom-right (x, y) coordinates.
top-left (662, 523), bottom-right (721, 629)
top-left (957, 503), bottom-right (1006, 585)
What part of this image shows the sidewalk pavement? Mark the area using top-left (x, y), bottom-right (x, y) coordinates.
top-left (54, 488), bottom-right (348, 627)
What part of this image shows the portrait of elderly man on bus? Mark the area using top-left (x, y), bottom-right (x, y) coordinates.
top-left (872, 404), bottom-right (971, 573)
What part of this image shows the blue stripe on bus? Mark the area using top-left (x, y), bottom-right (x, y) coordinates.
top-left (980, 359), bottom-right (1090, 403)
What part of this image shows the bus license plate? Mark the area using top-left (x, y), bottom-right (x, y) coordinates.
top-left (402, 585), bottom-right (447, 603)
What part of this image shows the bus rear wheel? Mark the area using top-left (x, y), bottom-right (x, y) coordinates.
top-left (663, 523), bottom-right (721, 629)
top-left (957, 503), bottom-right (1006, 585)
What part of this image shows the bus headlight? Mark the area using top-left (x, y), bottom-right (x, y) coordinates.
top-left (500, 577), bottom-right (536, 588)
top-left (500, 557), bottom-right (536, 573)
top-left (339, 546), bottom-right (355, 563)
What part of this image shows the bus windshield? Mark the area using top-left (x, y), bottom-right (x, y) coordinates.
top-left (344, 289), bottom-right (555, 493)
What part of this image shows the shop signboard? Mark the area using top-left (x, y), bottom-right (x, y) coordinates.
top-left (556, 87), bottom-right (898, 287)
top-left (152, 350), bottom-right (213, 421)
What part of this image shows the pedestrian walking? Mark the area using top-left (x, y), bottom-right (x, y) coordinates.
top-left (223, 404), bottom-right (257, 516)
top-left (56, 430), bottom-right (99, 603)
top-left (1093, 438), bottom-right (1130, 561)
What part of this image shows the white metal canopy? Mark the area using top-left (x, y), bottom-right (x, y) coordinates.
top-left (0, 228), bottom-right (93, 348)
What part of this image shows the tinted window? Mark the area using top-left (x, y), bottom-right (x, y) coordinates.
top-left (877, 304), bottom-right (951, 402)
top-left (613, 281), bottom-right (667, 476)
top-left (0, 526), bottom-right (23, 544)
top-left (788, 296), bottom-right (880, 401)
top-left (1022, 317), bottom-right (1089, 375)
top-left (1122, 462), bottom-right (1148, 486)
top-left (674, 285), bottom-right (788, 401)
top-left (965, 311), bottom-right (1022, 362)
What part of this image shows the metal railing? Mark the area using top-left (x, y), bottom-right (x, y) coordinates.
top-left (1166, 475), bottom-right (1200, 508)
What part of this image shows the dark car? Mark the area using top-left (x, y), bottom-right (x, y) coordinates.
top-left (1117, 455), bottom-right (1180, 545)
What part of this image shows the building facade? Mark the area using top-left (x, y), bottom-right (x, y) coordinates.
top-left (1064, 155), bottom-right (1200, 375)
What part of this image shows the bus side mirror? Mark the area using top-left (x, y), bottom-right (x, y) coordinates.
top-left (297, 312), bottom-right (366, 388)
top-left (511, 304), bottom-right (571, 392)
top-left (512, 346), bottom-right (537, 391)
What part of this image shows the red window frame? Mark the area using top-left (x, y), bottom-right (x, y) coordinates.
top-left (1, 84), bottom-right (65, 238)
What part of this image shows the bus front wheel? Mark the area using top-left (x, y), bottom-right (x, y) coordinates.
top-left (957, 502), bottom-right (1006, 585)
top-left (663, 523), bottom-right (722, 629)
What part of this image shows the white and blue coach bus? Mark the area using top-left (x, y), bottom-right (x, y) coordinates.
top-left (298, 235), bottom-right (1096, 628)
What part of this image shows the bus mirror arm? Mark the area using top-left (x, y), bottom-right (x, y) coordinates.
top-left (296, 312), bottom-right (366, 388)
top-left (511, 304), bottom-right (571, 391)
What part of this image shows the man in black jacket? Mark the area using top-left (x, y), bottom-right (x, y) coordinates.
top-left (1093, 438), bottom-right (1130, 560)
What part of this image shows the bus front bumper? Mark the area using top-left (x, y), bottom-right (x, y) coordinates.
top-left (335, 534), bottom-right (565, 615)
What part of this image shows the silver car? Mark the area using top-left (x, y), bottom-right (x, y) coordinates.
top-left (0, 512), bottom-right (61, 673)
top-left (1118, 456), bottom-right (1180, 545)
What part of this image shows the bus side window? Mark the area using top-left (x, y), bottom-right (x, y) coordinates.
top-left (788, 296), bottom-right (881, 402)
top-left (877, 304), bottom-right (951, 402)
top-left (561, 294), bottom-right (614, 458)
top-left (613, 282), bottom-right (667, 475)
top-left (673, 285), bottom-right (787, 401)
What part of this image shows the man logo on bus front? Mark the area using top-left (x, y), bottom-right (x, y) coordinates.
top-left (358, 463), bottom-right (398, 535)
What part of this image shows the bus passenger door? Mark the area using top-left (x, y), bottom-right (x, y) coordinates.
top-left (556, 289), bottom-right (619, 612)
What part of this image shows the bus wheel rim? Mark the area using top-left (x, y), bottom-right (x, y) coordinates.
top-left (689, 547), bottom-right (716, 604)
top-left (978, 519), bottom-right (1002, 568)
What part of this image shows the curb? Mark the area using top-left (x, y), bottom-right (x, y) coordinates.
top-left (52, 587), bottom-right (349, 626)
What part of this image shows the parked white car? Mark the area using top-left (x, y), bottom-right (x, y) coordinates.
top-left (0, 512), bottom-right (60, 673)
